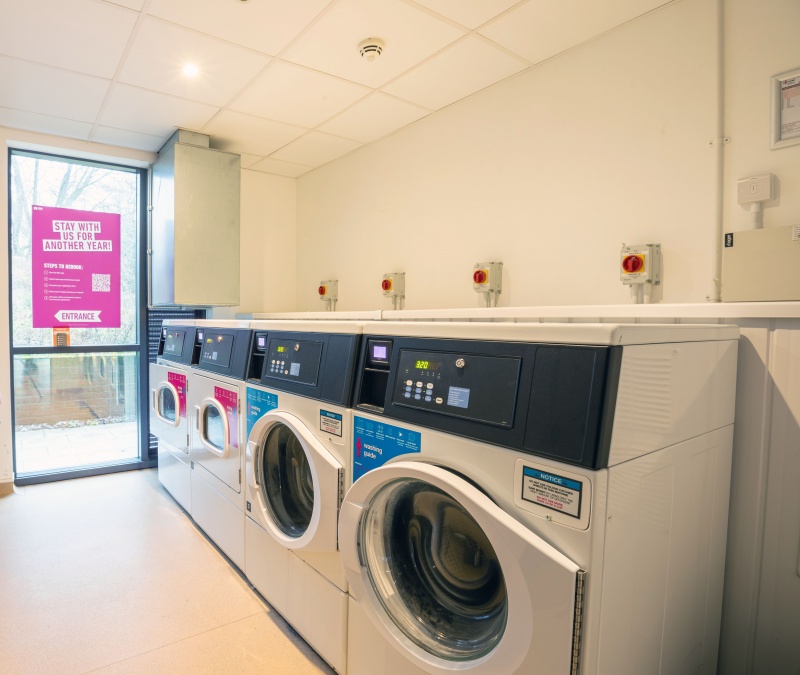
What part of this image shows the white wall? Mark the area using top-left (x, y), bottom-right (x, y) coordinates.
top-left (297, 0), bottom-right (721, 310)
top-left (724, 0), bottom-right (800, 231)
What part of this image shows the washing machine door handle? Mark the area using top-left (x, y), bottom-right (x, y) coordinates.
top-left (338, 499), bottom-right (365, 575)
top-left (247, 440), bottom-right (260, 487)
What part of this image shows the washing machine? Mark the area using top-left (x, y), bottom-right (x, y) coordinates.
top-left (244, 321), bottom-right (363, 674)
top-left (339, 321), bottom-right (739, 675)
top-left (187, 320), bottom-right (252, 570)
top-left (150, 320), bottom-right (197, 512)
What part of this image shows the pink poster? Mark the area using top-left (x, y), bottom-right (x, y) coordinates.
top-left (31, 205), bottom-right (121, 328)
top-left (214, 386), bottom-right (239, 449)
top-left (168, 372), bottom-right (187, 419)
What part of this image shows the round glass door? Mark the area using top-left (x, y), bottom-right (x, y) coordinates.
top-left (359, 478), bottom-right (508, 661)
top-left (202, 404), bottom-right (225, 451)
top-left (259, 422), bottom-right (314, 538)
top-left (158, 386), bottom-right (177, 423)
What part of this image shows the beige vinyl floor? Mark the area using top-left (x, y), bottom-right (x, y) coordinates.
top-left (0, 468), bottom-right (334, 675)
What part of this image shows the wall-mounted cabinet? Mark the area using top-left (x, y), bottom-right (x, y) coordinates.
top-left (150, 130), bottom-right (240, 307)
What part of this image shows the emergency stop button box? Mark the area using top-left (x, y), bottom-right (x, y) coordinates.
top-left (620, 244), bottom-right (661, 286)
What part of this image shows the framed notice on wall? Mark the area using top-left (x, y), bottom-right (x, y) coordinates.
top-left (771, 67), bottom-right (800, 149)
top-left (31, 205), bottom-right (121, 328)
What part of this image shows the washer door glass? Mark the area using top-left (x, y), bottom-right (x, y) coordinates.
top-left (158, 386), bottom-right (177, 423)
top-left (202, 404), bottom-right (225, 451)
top-left (259, 422), bottom-right (314, 538)
top-left (360, 478), bottom-right (508, 661)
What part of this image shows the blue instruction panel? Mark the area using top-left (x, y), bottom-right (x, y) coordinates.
top-left (353, 415), bottom-right (421, 482)
top-left (246, 387), bottom-right (279, 439)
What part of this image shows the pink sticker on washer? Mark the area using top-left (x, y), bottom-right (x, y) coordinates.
top-left (167, 372), bottom-right (186, 418)
top-left (214, 386), bottom-right (239, 448)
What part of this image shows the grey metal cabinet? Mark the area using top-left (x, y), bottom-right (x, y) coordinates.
top-left (150, 130), bottom-right (240, 307)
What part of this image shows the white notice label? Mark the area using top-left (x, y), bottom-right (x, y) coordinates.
top-left (521, 467), bottom-right (582, 518)
top-left (793, 225), bottom-right (800, 241)
top-left (320, 410), bottom-right (343, 437)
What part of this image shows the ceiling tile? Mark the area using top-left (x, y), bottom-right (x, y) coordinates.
top-left (384, 36), bottom-right (527, 110)
top-left (249, 157), bottom-right (315, 178)
top-left (270, 131), bottom-right (362, 167)
top-left (0, 0), bottom-right (137, 79)
top-left (103, 0), bottom-right (145, 9)
top-left (410, 0), bottom-right (523, 30)
top-left (99, 84), bottom-right (219, 137)
top-left (91, 126), bottom-right (165, 152)
top-left (318, 92), bottom-right (430, 143)
top-left (204, 110), bottom-right (307, 156)
top-left (147, 0), bottom-right (331, 56)
top-left (118, 17), bottom-right (270, 106)
top-left (480, 0), bottom-right (671, 64)
top-left (0, 106), bottom-right (92, 141)
top-left (230, 61), bottom-right (370, 128)
top-left (282, 0), bottom-right (465, 88)
top-left (0, 57), bottom-right (109, 122)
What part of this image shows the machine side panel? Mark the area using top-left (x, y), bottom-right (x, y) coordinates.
top-left (608, 340), bottom-right (738, 466)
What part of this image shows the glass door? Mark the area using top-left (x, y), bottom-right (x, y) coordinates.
top-left (9, 149), bottom-right (149, 484)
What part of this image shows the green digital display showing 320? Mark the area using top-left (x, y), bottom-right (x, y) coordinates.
top-left (277, 346), bottom-right (286, 353)
top-left (415, 360), bottom-right (439, 370)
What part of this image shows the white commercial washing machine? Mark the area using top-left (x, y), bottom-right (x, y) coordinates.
top-left (339, 321), bottom-right (739, 675)
top-left (244, 321), bottom-right (363, 674)
top-left (187, 320), bottom-right (252, 571)
top-left (150, 320), bottom-right (197, 512)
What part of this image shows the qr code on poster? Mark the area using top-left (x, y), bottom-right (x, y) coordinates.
top-left (92, 274), bottom-right (111, 292)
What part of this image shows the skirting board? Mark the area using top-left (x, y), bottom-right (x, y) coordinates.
top-left (0, 481), bottom-right (14, 497)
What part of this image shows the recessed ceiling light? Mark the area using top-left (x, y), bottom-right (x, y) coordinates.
top-left (182, 63), bottom-right (199, 78)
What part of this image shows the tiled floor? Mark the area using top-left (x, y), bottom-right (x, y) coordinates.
top-left (14, 422), bottom-right (139, 475)
top-left (0, 469), bottom-right (334, 675)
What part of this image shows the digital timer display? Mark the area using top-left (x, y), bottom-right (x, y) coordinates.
top-left (277, 346), bottom-right (286, 353)
top-left (415, 360), bottom-right (439, 371)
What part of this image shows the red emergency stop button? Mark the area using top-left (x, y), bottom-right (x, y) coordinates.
top-left (381, 279), bottom-right (392, 291)
top-left (473, 269), bottom-right (488, 284)
top-left (622, 255), bottom-right (644, 274)
top-left (318, 285), bottom-right (327, 296)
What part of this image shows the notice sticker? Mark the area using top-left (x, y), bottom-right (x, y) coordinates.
top-left (521, 467), bottom-right (583, 519)
top-left (793, 225), bottom-right (800, 241)
top-left (320, 410), bottom-right (342, 437)
top-left (447, 386), bottom-right (470, 409)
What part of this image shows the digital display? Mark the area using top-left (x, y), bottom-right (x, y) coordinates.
top-left (415, 360), bottom-right (439, 371)
top-left (277, 346), bottom-right (286, 353)
top-left (373, 345), bottom-right (387, 360)
top-left (257, 335), bottom-right (266, 349)
top-left (163, 330), bottom-right (184, 356)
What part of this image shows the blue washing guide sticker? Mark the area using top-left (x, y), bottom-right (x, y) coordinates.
top-left (246, 387), bottom-right (279, 438)
top-left (353, 415), bottom-right (421, 482)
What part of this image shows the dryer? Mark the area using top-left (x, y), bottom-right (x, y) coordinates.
top-left (244, 321), bottom-right (362, 674)
top-left (339, 321), bottom-right (739, 675)
top-left (187, 320), bottom-right (252, 571)
top-left (150, 321), bottom-right (197, 512)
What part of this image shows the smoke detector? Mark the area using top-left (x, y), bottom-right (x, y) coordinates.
top-left (359, 38), bottom-right (384, 62)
